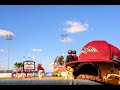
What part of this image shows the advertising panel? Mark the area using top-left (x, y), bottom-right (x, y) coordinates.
top-left (23, 61), bottom-right (35, 70)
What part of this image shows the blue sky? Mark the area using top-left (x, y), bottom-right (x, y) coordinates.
top-left (0, 5), bottom-right (120, 71)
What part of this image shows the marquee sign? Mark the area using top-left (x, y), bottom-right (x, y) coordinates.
top-left (23, 61), bottom-right (35, 70)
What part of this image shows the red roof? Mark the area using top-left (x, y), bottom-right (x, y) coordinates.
top-left (66, 40), bottom-right (120, 65)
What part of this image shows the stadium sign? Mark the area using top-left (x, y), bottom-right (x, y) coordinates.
top-left (23, 61), bottom-right (35, 70)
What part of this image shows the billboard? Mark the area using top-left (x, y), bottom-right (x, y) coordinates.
top-left (23, 61), bottom-right (35, 70)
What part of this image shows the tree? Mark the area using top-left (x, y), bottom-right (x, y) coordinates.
top-left (54, 55), bottom-right (64, 66)
top-left (58, 55), bottom-right (64, 65)
top-left (54, 56), bottom-right (59, 66)
top-left (14, 62), bottom-right (23, 70)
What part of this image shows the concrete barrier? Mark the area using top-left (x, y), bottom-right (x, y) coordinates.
top-left (0, 79), bottom-right (105, 85)
top-left (0, 73), bottom-right (12, 78)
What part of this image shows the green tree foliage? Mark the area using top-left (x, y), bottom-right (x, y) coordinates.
top-left (54, 55), bottom-right (64, 66)
top-left (58, 56), bottom-right (64, 65)
top-left (14, 62), bottom-right (23, 69)
top-left (54, 56), bottom-right (59, 66)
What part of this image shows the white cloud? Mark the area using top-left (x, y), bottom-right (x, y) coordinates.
top-left (32, 48), bottom-right (43, 52)
top-left (64, 20), bottom-right (88, 34)
top-left (0, 49), bottom-right (8, 53)
top-left (0, 29), bottom-right (15, 38)
top-left (61, 37), bottom-right (72, 43)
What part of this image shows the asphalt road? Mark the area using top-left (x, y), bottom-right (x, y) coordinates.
top-left (0, 79), bottom-right (105, 85)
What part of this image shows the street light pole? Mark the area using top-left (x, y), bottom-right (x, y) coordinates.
top-left (61, 34), bottom-right (68, 63)
top-left (6, 35), bottom-right (12, 70)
